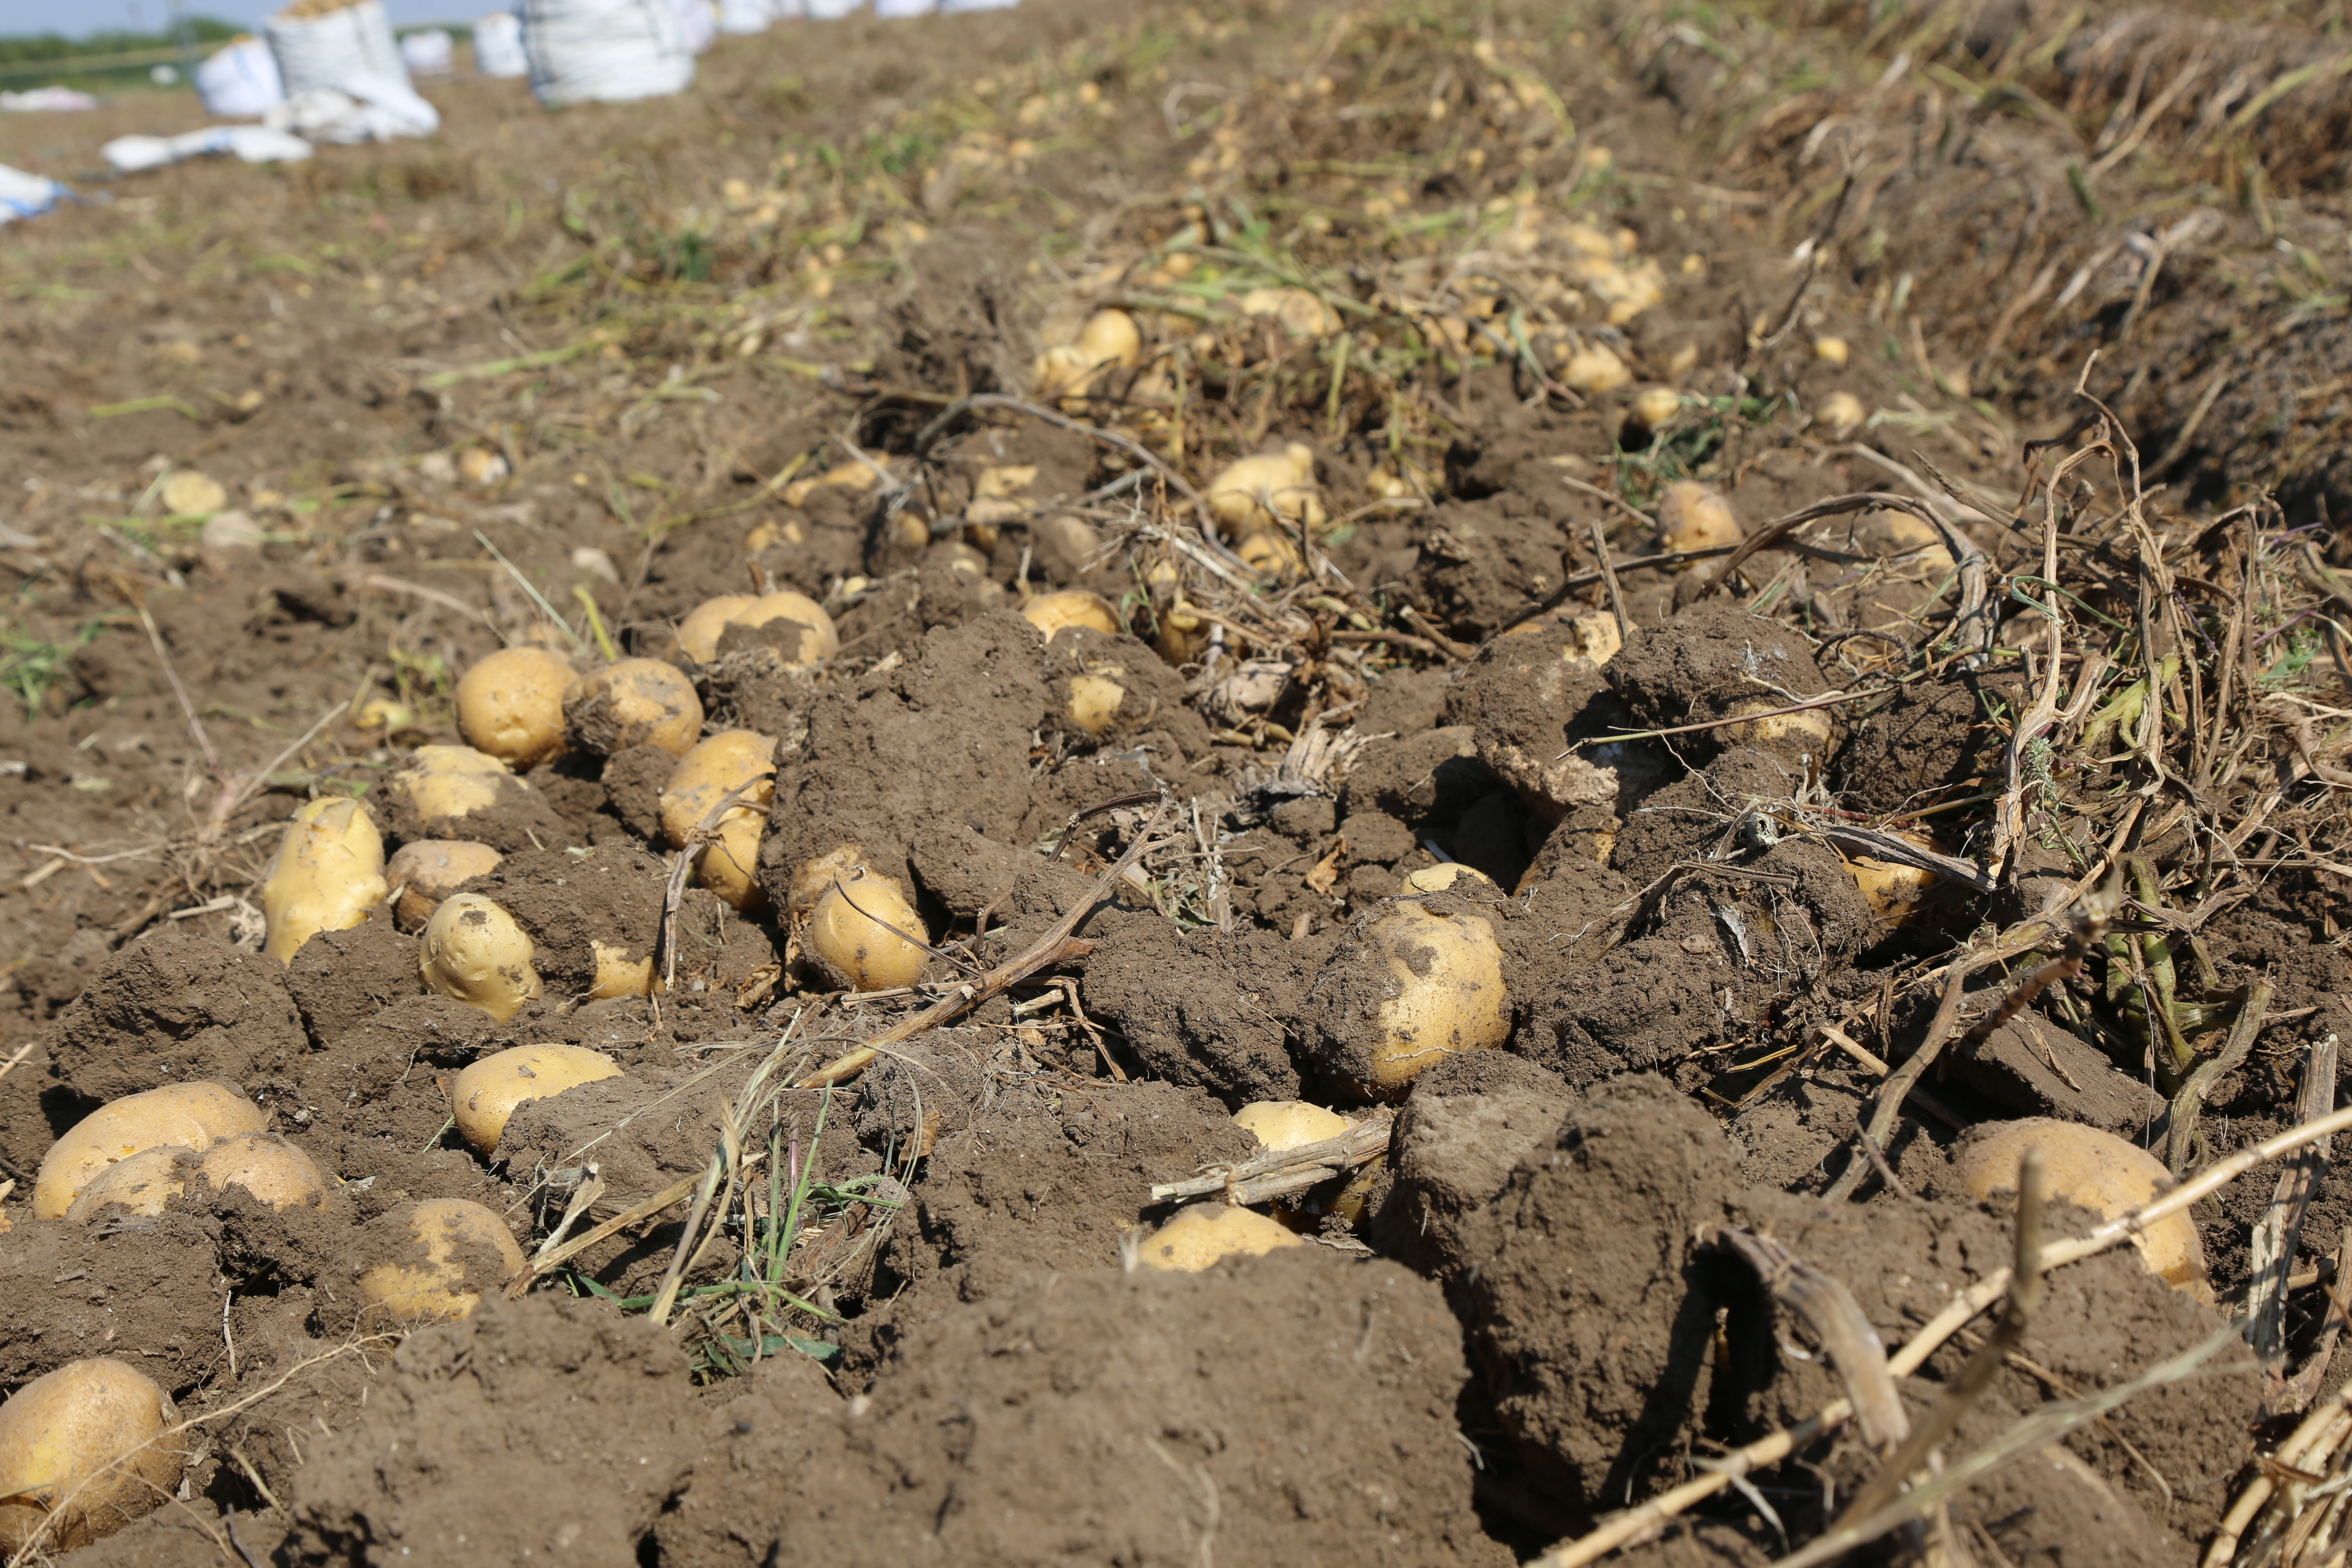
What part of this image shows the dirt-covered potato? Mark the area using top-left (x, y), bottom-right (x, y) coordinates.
top-left (455, 645), bottom-right (576, 769)
top-left (699, 815), bottom-right (766, 911)
top-left (1065, 673), bottom-right (1128, 736)
top-left (386, 839), bottom-right (503, 931)
top-left (261, 795), bottom-right (387, 964)
top-left (591, 941), bottom-right (660, 1000)
top-left (658, 730), bottom-right (777, 847)
top-left (1301, 899), bottom-right (1509, 1102)
top-left (1233, 1101), bottom-right (1350, 1149)
top-left (449, 1043), bottom-right (624, 1155)
top-left (356, 1199), bottom-right (529, 1323)
top-left (1033, 308), bottom-right (1143, 403)
top-left (419, 892), bottom-right (543, 1022)
top-left (1626, 386), bottom-right (1682, 434)
top-left (1957, 1119), bottom-right (2213, 1302)
top-left (1842, 833), bottom-right (1954, 929)
top-left (1653, 480), bottom-right (1742, 555)
top-left (32, 1082), bottom-right (266, 1220)
top-left (563, 658), bottom-right (704, 757)
top-left (1818, 389), bottom-right (1866, 439)
top-left (0, 1358), bottom-right (184, 1554)
top-left (387, 743), bottom-right (512, 824)
top-left (675, 593), bottom-right (758, 664)
top-left (731, 590), bottom-right (840, 668)
top-left (807, 864), bottom-right (929, 991)
top-left (1723, 696), bottom-right (1835, 764)
top-left (1021, 590), bottom-right (1120, 641)
top-left (1560, 342), bottom-right (1630, 392)
top-left (788, 844), bottom-right (872, 917)
top-left (63, 1131), bottom-right (327, 1222)
top-left (1135, 1204), bottom-right (1304, 1271)
top-left (1206, 443), bottom-right (1323, 537)
top-left (1398, 863), bottom-right (1492, 895)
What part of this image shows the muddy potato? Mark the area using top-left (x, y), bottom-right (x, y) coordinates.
top-left (261, 795), bottom-right (388, 964)
top-left (1724, 696), bottom-right (1835, 764)
top-left (1206, 444), bottom-right (1323, 537)
top-left (356, 1199), bottom-right (528, 1323)
top-left (1398, 863), bottom-right (1493, 896)
top-left (1813, 334), bottom-right (1851, 367)
top-left (1626, 385), bottom-right (1682, 434)
top-left (675, 593), bottom-right (758, 664)
top-left (563, 658), bottom-right (704, 757)
top-left (0, 1359), bottom-right (184, 1554)
top-left (1560, 342), bottom-right (1631, 393)
top-left (64, 1132), bottom-right (327, 1222)
top-left (730, 591), bottom-right (840, 668)
top-left (590, 940), bottom-right (660, 1000)
top-left (449, 1043), bottom-right (623, 1155)
top-left (1235, 530), bottom-right (1304, 577)
top-left (1654, 480), bottom-right (1743, 555)
top-left (1135, 1204), bottom-right (1304, 1272)
top-left (1021, 590), bottom-right (1120, 641)
top-left (1065, 672), bottom-right (1129, 737)
top-left (789, 844), bottom-right (872, 917)
top-left (807, 864), bottom-right (929, 991)
top-left (1155, 601), bottom-right (1214, 666)
top-left (388, 743), bottom-right (512, 824)
top-left (1958, 1119), bottom-right (2212, 1302)
top-left (1236, 1101), bottom-right (1383, 1226)
top-left (658, 730), bottom-right (777, 847)
top-left (1033, 309), bottom-right (1143, 403)
top-left (419, 892), bottom-right (543, 1022)
top-left (1818, 389), bottom-right (1867, 439)
top-left (692, 814), bottom-right (763, 911)
top-left (1303, 900), bottom-right (1509, 1101)
top-left (386, 840), bottom-right (503, 930)
top-left (455, 646), bottom-right (576, 769)
top-left (32, 1081), bottom-right (266, 1221)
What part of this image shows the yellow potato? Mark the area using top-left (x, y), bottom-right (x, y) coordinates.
top-left (590, 940), bottom-right (660, 1000)
top-left (1155, 602), bottom-right (1214, 666)
top-left (658, 730), bottom-right (777, 848)
top-left (1307, 901), bottom-right (1509, 1100)
top-left (63, 1132), bottom-right (326, 1222)
top-left (1066, 673), bottom-right (1128, 737)
top-left (1957, 1120), bottom-right (2212, 1302)
top-left (1560, 343), bottom-right (1631, 393)
top-left (1074, 308), bottom-right (1143, 368)
top-left (1233, 1101), bottom-right (1350, 1150)
top-left (562, 658), bottom-right (704, 757)
top-left (1817, 390), bottom-right (1867, 440)
top-left (698, 814), bottom-right (766, 911)
top-left (1238, 286), bottom-right (1341, 339)
top-left (789, 844), bottom-right (872, 917)
top-left (261, 795), bottom-right (388, 965)
top-left (1136, 1204), bottom-right (1304, 1271)
top-left (387, 744), bottom-right (511, 823)
top-left (32, 1082), bottom-right (265, 1221)
top-left (1627, 386), bottom-right (1682, 433)
top-left (1021, 590), bottom-right (1120, 641)
top-left (808, 866), bottom-right (929, 991)
top-left (160, 471), bottom-right (227, 517)
top-left (455, 646), bottom-right (576, 770)
top-left (0, 1359), bottom-right (183, 1554)
top-left (1398, 863), bottom-right (1493, 895)
top-left (1840, 832), bottom-right (1951, 929)
top-left (1206, 444), bottom-right (1323, 537)
top-left (448, 1043), bottom-right (622, 1155)
top-left (356, 1199), bottom-right (528, 1323)
top-left (418, 892), bottom-right (543, 1022)
top-left (1724, 696), bottom-right (1835, 763)
top-left (385, 840), bottom-right (503, 931)
top-left (1813, 334), bottom-right (1851, 367)
top-left (1654, 481), bottom-right (1743, 555)
top-left (1235, 530), bottom-right (1303, 577)
top-left (675, 593), bottom-right (758, 663)
top-left (730, 591), bottom-right (840, 668)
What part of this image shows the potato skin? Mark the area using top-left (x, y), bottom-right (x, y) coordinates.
top-left (356, 1199), bottom-right (529, 1323)
top-left (456, 646), bottom-right (576, 769)
top-left (1136, 1205), bottom-right (1303, 1272)
top-left (261, 796), bottom-right (387, 964)
top-left (32, 1082), bottom-right (265, 1221)
top-left (658, 731), bottom-right (777, 848)
top-left (806, 869), bottom-right (929, 991)
top-left (62, 1131), bottom-right (328, 1223)
top-left (1021, 590), bottom-right (1119, 641)
top-left (563, 658), bottom-right (704, 757)
top-left (419, 893), bottom-right (543, 1022)
top-left (386, 839), bottom-right (503, 931)
top-left (675, 594), bottom-right (758, 664)
top-left (1957, 1119), bottom-right (2213, 1301)
top-left (448, 1043), bottom-right (622, 1155)
top-left (0, 1358), bottom-right (184, 1553)
top-left (1298, 900), bottom-right (1509, 1102)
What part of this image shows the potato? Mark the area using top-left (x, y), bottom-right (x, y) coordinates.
top-left (1627, 386), bottom-right (1682, 433)
top-left (388, 743), bottom-right (512, 823)
top-left (1135, 1204), bottom-right (1304, 1271)
top-left (1957, 1119), bottom-right (2212, 1302)
top-left (807, 865), bottom-right (929, 991)
top-left (563, 658), bottom-right (704, 757)
top-left (1235, 530), bottom-right (1304, 577)
top-left (590, 940), bottom-right (661, 1000)
top-left (419, 892), bottom-right (543, 1022)
top-left (1021, 590), bottom-right (1120, 641)
top-left (455, 646), bottom-right (576, 770)
top-left (0, 1359), bottom-right (183, 1554)
top-left (1234, 1101), bottom-right (1350, 1149)
top-left (160, 470), bottom-right (227, 517)
top-left (33, 1082), bottom-right (265, 1220)
top-left (1813, 334), bottom-right (1850, 367)
top-left (1398, 862), bottom-right (1492, 896)
top-left (1156, 602), bottom-right (1214, 666)
top-left (1817, 389), bottom-right (1866, 439)
top-left (729, 591), bottom-right (840, 669)
top-left (659, 730), bottom-right (777, 848)
top-left (1841, 833), bottom-right (1948, 929)
top-left (1724, 696), bottom-right (1834, 764)
top-left (1303, 900), bottom-right (1509, 1101)
top-left (356, 1199), bottom-right (528, 1323)
top-left (1033, 309), bottom-right (1143, 403)
top-left (699, 815), bottom-right (766, 911)
top-left (1065, 673), bottom-right (1128, 737)
top-left (1560, 342), bottom-right (1631, 393)
top-left (64, 1132), bottom-right (326, 1222)
top-left (789, 844), bottom-right (872, 917)
top-left (1653, 480), bottom-right (1743, 555)
top-left (448, 1043), bottom-right (622, 1155)
top-left (675, 593), bottom-right (758, 664)
top-left (1238, 285), bottom-right (1341, 340)
top-left (1206, 444), bottom-right (1323, 537)
top-left (261, 795), bottom-right (388, 964)
top-left (386, 840), bottom-right (503, 931)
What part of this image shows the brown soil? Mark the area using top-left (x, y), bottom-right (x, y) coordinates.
top-left (0, 0), bottom-right (2345, 1563)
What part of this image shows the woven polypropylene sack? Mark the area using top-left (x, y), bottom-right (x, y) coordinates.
top-left (266, 0), bottom-right (412, 96)
top-left (196, 36), bottom-right (284, 116)
top-left (521, 0), bottom-right (694, 104)
top-left (717, 0), bottom-right (772, 35)
top-left (400, 27), bottom-right (455, 74)
top-left (474, 11), bottom-right (528, 74)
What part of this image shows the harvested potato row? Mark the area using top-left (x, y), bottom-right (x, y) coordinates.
top-left (32, 1082), bottom-right (266, 1221)
top-left (261, 795), bottom-right (387, 964)
top-left (0, 1359), bottom-right (185, 1553)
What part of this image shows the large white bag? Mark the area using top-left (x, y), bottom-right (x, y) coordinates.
top-left (717, 0), bottom-right (773, 34)
top-left (522, 0), bottom-right (695, 103)
top-left (400, 28), bottom-right (455, 75)
top-left (474, 11), bottom-right (529, 76)
top-left (0, 164), bottom-right (69, 223)
top-left (266, 0), bottom-right (412, 97)
top-left (196, 37), bottom-right (284, 116)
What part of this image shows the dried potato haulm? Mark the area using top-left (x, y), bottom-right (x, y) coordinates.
top-left (454, 646), bottom-right (577, 770)
top-left (355, 1199), bottom-right (528, 1324)
top-left (419, 892), bottom-right (542, 1022)
top-left (386, 839), bottom-right (503, 930)
top-left (1958, 1119), bottom-right (2214, 1302)
top-left (62, 1131), bottom-right (327, 1222)
top-left (1136, 1204), bottom-right (1304, 1271)
top-left (448, 1043), bottom-right (622, 1155)
top-left (261, 795), bottom-right (387, 964)
top-left (1206, 444), bottom-right (1323, 537)
top-left (806, 862), bottom-right (929, 991)
top-left (0, 1359), bottom-right (184, 1554)
top-left (1021, 590), bottom-right (1120, 641)
top-left (32, 1082), bottom-right (266, 1220)
top-left (1300, 898), bottom-right (1509, 1102)
top-left (563, 658), bottom-right (704, 757)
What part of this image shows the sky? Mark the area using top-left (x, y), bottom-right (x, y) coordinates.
top-left (2, 0), bottom-right (472, 36)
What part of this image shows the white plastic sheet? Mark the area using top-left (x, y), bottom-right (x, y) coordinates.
top-left (0, 87), bottom-right (102, 112)
top-left (0, 163), bottom-right (69, 223)
top-left (265, 78), bottom-right (440, 142)
top-left (196, 37), bottom-right (283, 116)
top-left (474, 11), bottom-right (529, 76)
top-left (102, 126), bottom-right (314, 174)
top-left (521, 0), bottom-right (695, 105)
top-left (400, 28), bottom-right (456, 75)
top-left (266, 0), bottom-right (412, 98)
